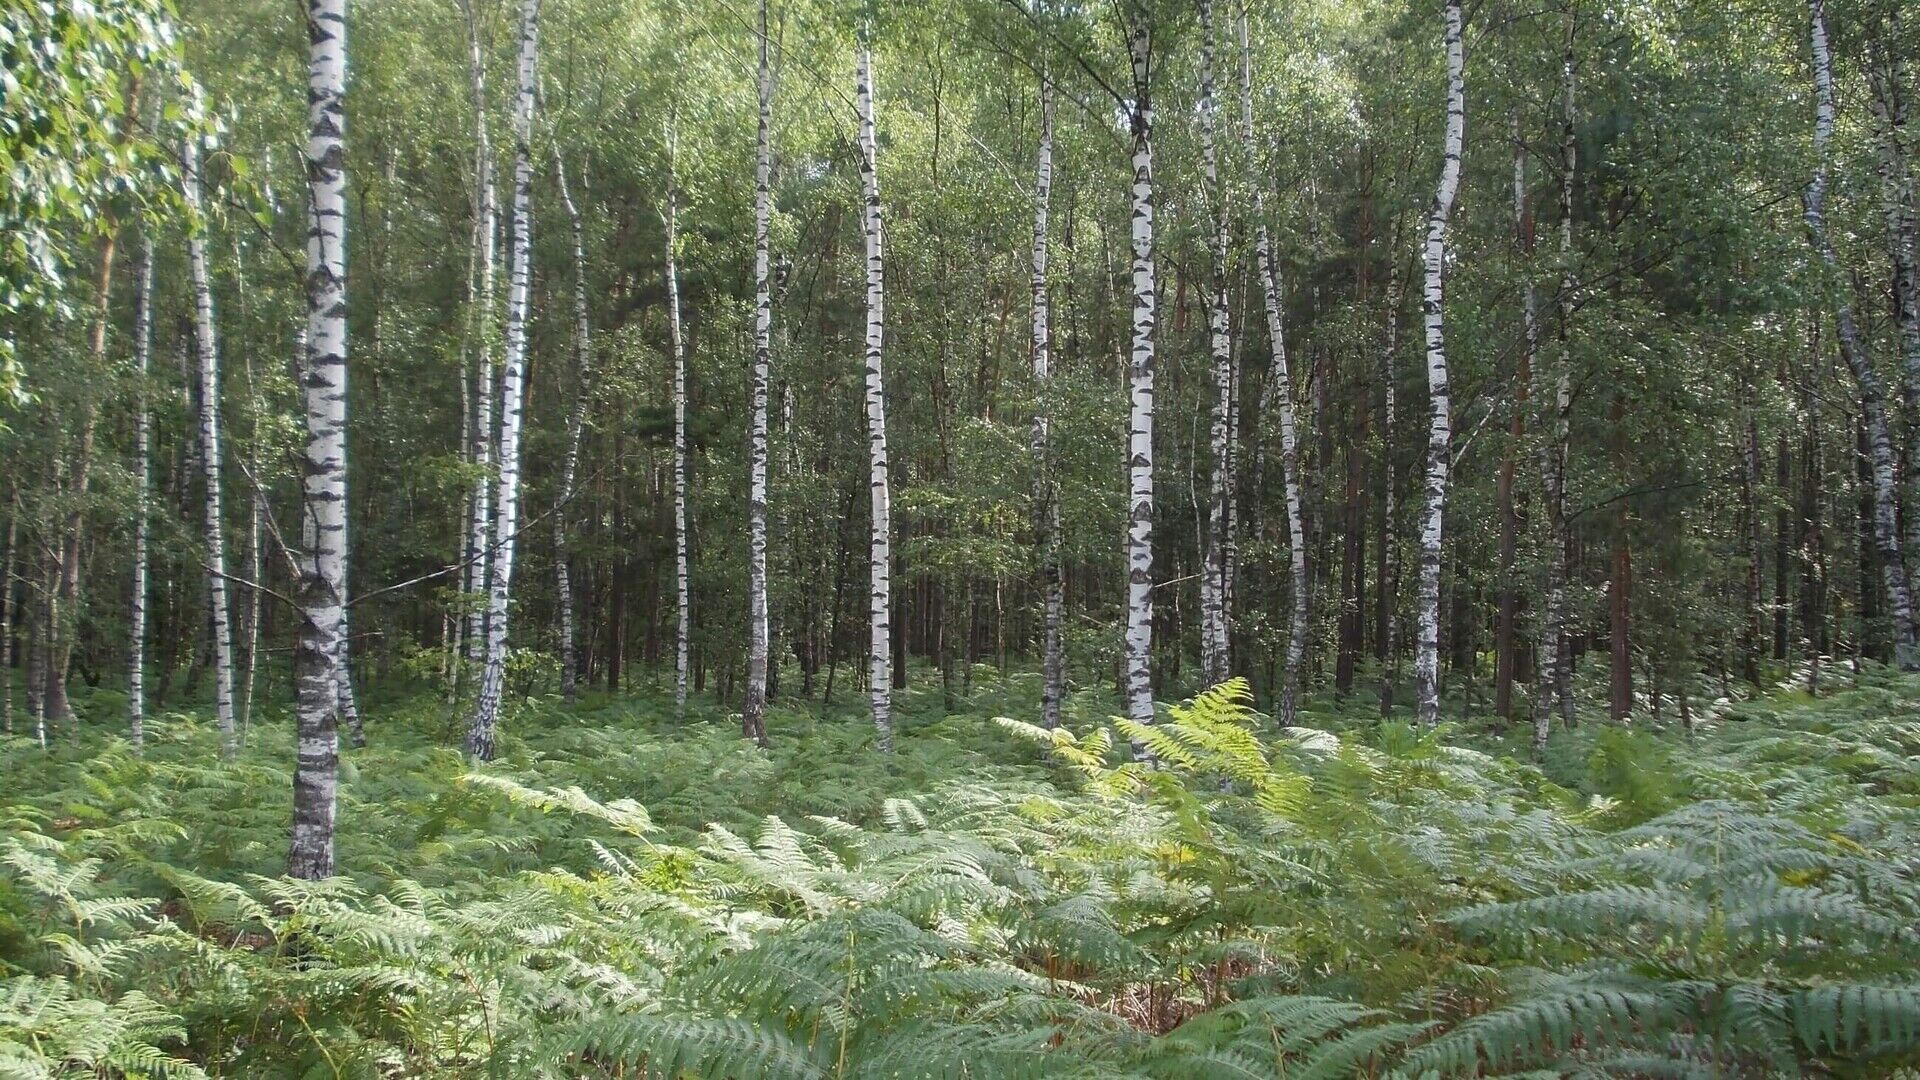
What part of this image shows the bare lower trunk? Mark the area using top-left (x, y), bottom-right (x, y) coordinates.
top-left (183, 140), bottom-right (239, 753)
top-left (289, 0), bottom-right (349, 880)
top-left (1029, 58), bottom-right (1064, 730)
top-left (468, 0), bottom-right (542, 757)
top-left (554, 152), bottom-right (591, 708)
top-left (460, 0), bottom-right (496, 672)
top-left (667, 131), bottom-right (692, 722)
top-left (741, 0), bottom-right (773, 746)
top-left (1122, 17), bottom-right (1157, 746)
top-left (1197, 0), bottom-right (1232, 686)
top-left (2, 495), bottom-right (17, 737)
top-left (1238, 9), bottom-right (1306, 725)
top-left (858, 32), bottom-right (895, 751)
top-left (1533, 17), bottom-right (1578, 751)
top-left (1498, 113), bottom-right (1533, 723)
top-left (1807, 0), bottom-right (1917, 668)
top-left (130, 240), bottom-right (154, 750)
top-left (1414, 0), bottom-right (1465, 727)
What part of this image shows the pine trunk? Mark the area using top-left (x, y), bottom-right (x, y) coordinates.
top-left (289, 0), bottom-right (348, 880)
top-left (1414, 0), bottom-right (1465, 727)
top-left (858, 32), bottom-right (895, 751)
top-left (467, 0), bottom-right (541, 758)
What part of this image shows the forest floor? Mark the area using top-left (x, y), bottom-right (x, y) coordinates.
top-left (4, 664), bottom-right (1920, 1077)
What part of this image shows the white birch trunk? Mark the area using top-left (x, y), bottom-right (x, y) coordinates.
top-left (1868, 31), bottom-right (1920, 574)
top-left (1807, 0), bottom-right (1918, 668)
top-left (858, 32), bottom-right (895, 751)
top-left (461, 0), bottom-right (496, 671)
top-left (1238, 7), bottom-right (1307, 725)
top-left (3, 496), bottom-right (17, 737)
top-left (1198, 0), bottom-right (1232, 686)
top-left (742, 0), bottom-right (774, 746)
top-left (1379, 252), bottom-right (1402, 715)
top-left (554, 152), bottom-right (590, 708)
top-left (467, 0), bottom-right (541, 757)
top-left (1534, 22), bottom-right (1577, 746)
top-left (182, 139), bottom-right (239, 754)
top-left (666, 128), bottom-right (692, 721)
top-left (130, 239), bottom-right (154, 751)
top-left (1123, 18), bottom-right (1157, 741)
top-left (1414, 0), bottom-right (1465, 726)
top-left (1030, 54), bottom-right (1064, 730)
top-left (289, 0), bottom-right (348, 879)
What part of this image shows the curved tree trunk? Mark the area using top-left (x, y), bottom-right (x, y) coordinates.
top-left (1198, 0), bottom-right (1232, 687)
top-left (858, 31), bottom-right (895, 752)
top-left (1414, 0), bottom-right (1465, 727)
top-left (288, 0), bottom-right (348, 880)
top-left (130, 240), bottom-right (154, 751)
top-left (1123, 16), bottom-right (1157, 745)
top-left (183, 139), bottom-right (239, 754)
top-left (1238, 8), bottom-right (1305, 724)
top-left (742, 0), bottom-right (773, 746)
top-left (1807, 0), bottom-right (1917, 669)
top-left (467, 0), bottom-right (541, 758)
top-left (1030, 51), bottom-right (1064, 730)
top-left (554, 152), bottom-right (590, 708)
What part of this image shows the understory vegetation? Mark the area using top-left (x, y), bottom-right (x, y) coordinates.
top-left (5, 669), bottom-right (1919, 1078)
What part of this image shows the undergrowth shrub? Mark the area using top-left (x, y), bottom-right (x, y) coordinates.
top-left (1, 673), bottom-right (1916, 1075)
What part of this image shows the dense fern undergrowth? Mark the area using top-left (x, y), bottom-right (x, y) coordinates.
top-left (5, 667), bottom-right (1920, 1078)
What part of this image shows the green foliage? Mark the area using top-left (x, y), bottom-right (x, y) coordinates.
top-left (4, 675), bottom-right (1920, 1075)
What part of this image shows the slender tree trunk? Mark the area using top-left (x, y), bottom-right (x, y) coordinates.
top-left (288, 0), bottom-right (348, 880)
top-left (1029, 49), bottom-right (1064, 730)
top-left (1867, 24), bottom-right (1919, 579)
top-left (47, 232), bottom-right (118, 723)
top-left (1498, 113), bottom-right (1533, 722)
top-left (1197, 0), bottom-right (1232, 686)
top-left (554, 152), bottom-right (590, 708)
top-left (1610, 392), bottom-right (1633, 722)
top-left (130, 240), bottom-right (154, 750)
top-left (1122, 16), bottom-right (1157, 745)
top-left (240, 494), bottom-right (262, 731)
top-left (741, 0), bottom-right (774, 746)
top-left (1378, 251), bottom-right (1403, 714)
top-left (183, 139), bottom-right (239, 753)
top-left (1807, 0), bottom-right (1918, 668)
top-left (467, 0), bottom-right (541, 758)
top-left (461, 0), bottom-right (496, 672)
top-left (1415, 0), bottom-right (1465, 727)
top-left (2, 494), bottom-right (17, 737)
top-left (666, 130), bottom-right (692, 723)
top-left (1533, 18), bottom-right (1578, 750)
top-left (1740, 387), bottom-right (1764, 686)
top-left (858, 30), bottom-right (895, 751)
top-left (1237, 9), bottom-right (1306, 725)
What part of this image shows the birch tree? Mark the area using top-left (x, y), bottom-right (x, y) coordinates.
top-left (1806, 0), bottom-right (1917, 669)
top-left (3, 496), bottom-right (16, 737)
top-left (1533, 17), bottom-right (1577, 746)
top-left (1866, 18), bottom-right (1919, 569)
top-left (130, 238), bottom-right (154, 751)
top-left (1414, 0), bottom-right (1464, 727)
top-left (666, 127), bottom-right (691, 721)
top-left (467, 0), bottom-right (541, 758)
top-left (182, 138), bottom-right (239, 754)
top-left (288, 0), bottom-right (349, 879)
top-left (858, 28), bottom-right (894, 752)
top-left (1029, 24), bottom-right (1063, 731)
top-left (460, 0), bottom-right (496, 673)
top-left (554, 151), bottom-right (590, 707)
top-left (1122, 14), bottom-right (1157, 741)
top-left (1237, 6), bottom-right (1307, 725)
top-left (1197, 0), bottom-right (1231, 687)
top-left (741, 0), bottom-right (773, 747)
